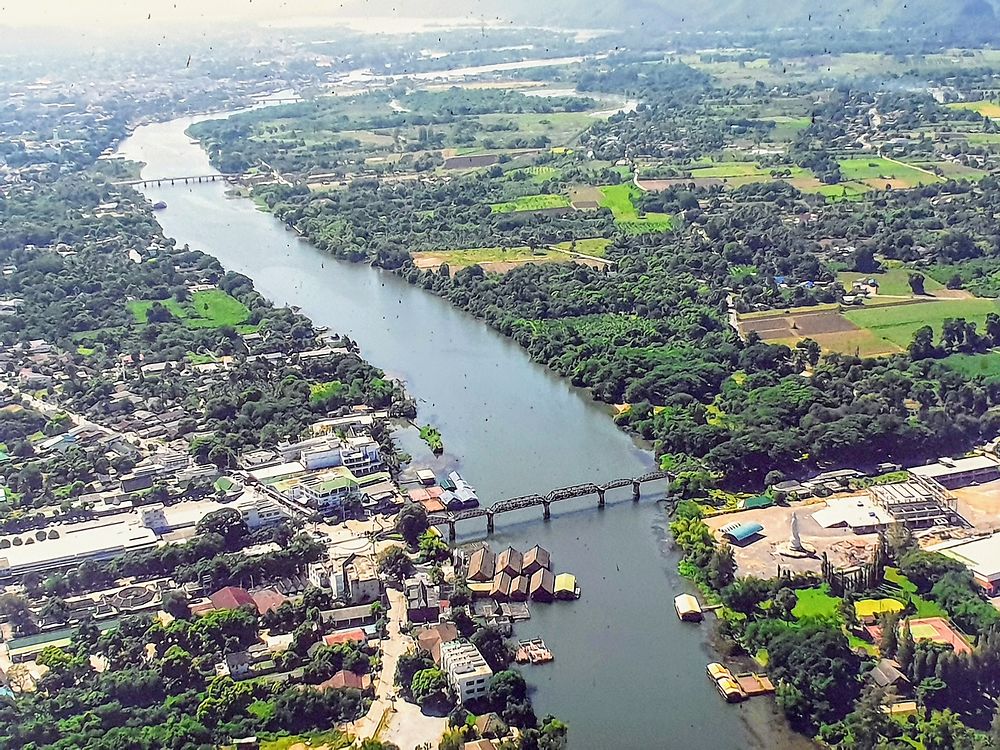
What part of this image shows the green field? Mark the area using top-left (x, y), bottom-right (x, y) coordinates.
top-left (128, 290), bottom-right (255, 331)
top-left (837, 268), bottom-right (944, 297)
top-left (814, 181), bottom-right (872, 200)
top-left (884, 567), bottom-right (950, 618)
top-left (941, 351), bottom-right (1000, 382)
top-left (599, 184), bottom-right (673, 233)
top-left (551, 238), bottom-right (612, 257)
top-left (490, 194), bottom-right (571, 213)
top-left (947, 99), bottom-right (1000, 118)
top-left (837, 157), bottom-right (940, 188)
top-left (507, 165), bottom-right (561, 183)
top-left (844, 298), bottom-right (1000, 349)
top-left (792, 586), bottom-right (840, 620)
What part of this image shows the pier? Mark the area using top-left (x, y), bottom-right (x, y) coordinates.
top-left (428, 471), bottom-right (670, 540)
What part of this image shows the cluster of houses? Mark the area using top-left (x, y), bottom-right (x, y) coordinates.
top-left (465, 545), bottom-right (578, 603)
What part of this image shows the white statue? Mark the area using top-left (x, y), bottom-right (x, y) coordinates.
top-left (790, 512), bottom-right (803, 551)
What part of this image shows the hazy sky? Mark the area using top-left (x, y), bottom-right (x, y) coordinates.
top-left (0, 0), bottom-right (490, 28)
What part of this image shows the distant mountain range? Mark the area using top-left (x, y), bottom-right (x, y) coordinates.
top-left (337, 0), bottom-right (1000, 38)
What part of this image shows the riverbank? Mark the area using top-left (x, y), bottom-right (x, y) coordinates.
top-left (116, 112), bottom-right (790, 750)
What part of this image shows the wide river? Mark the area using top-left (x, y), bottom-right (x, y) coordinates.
top-left (117, 115), bottom-right (797, 750)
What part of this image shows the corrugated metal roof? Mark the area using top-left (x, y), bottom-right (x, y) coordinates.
top-left (722, 522), bottom-right (764, 542)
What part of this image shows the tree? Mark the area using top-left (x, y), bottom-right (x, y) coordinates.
top-left (196, 507), bottom-right (248, 550)
top-left (161, 590), bottom-right (191, 620)
top-left (852, 246), bottom-right (879, 274)
top-left (471, 625), bottom-right (513, 672)
top-left (377, 545), bottom-right (414, 583)
top-left (706, 543), bottom-right (736, 590)
top-left (419, 530), bottom-right (450, 563)
top-left (897, 619), bottom-right (915, 674)
top-left (920, 709), bottom-right (975, 750)
top-left (908, 272), bottom-right (926, 296)
top-left (879, 612), bottom-right (900, 657)
top-left (396, 649), bottom-right (434, 697)
top-left (0, 592), bottom-right (34, 634)
top-left (909, 325), bottom-right (936, 360)
top-left (396, 504), bottom-right (429, 547)
top-left (839, 684), bottom-right (898, 750)
top-left (411, 667), bottom-right (450, 708)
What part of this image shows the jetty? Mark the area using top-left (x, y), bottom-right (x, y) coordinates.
top-left (515, 638), bottom-right (554, 664)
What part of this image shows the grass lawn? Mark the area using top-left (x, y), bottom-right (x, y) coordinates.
top-left (185, 352), bottom-right (216, 365)
top-left (942, 351), bottom-right (1000, 382)
top-left (490, 194), bottom-right (571, 213)
top-left (947, 99), bottom-right (1000, 118)
top-left (551, 238), bottom-right (612, 257)
top-left (844, 298), bottom-right (1000, 349)
top-left (76, 345), bottom-right (97, 356)
top-left (792, 585), bottom-right (841, 620)
top-left (855, 598), bottom-right (905, 620)
top-left (885, 567), bottom-right (947, 618)
top-left (836, 268), bottom-right (944, 297)
top-left (128, 290), bottom-right (254, 331)
top-left (838, 157), bottom-right (940, 188)
top-left (599, 184), bottom-right (673, 233)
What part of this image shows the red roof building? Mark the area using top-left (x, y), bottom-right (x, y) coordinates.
top-left (209, 586), bottom-right (255, 611)
top-left (323, 628), bottom-right (368, 646)
top-left (251, 588), bottom-right (288, 615)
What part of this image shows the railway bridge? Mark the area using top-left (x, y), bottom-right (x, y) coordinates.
top-left (427, 471), bottom-right (670, 540)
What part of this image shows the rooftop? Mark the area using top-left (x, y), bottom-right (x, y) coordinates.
top-left (910, 455), bottom-right (1000, 479)
top-left (936, 534), bottom-right (1000, 579)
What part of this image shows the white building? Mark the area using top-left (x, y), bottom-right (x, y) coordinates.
top-left (306, 554), bottom-right (381, 604)
top-left (0, 518), bottom-right (158, 580)
top-left (278, 434), bottom-right (383, 477)
top-left (439, 641), bottom-right (493, 704)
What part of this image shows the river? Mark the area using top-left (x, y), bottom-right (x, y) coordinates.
top-left (116, 115), bottom-right (799, 750)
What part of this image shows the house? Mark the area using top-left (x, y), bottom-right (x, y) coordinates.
top-left (870, 658), bottom-right (909, 691)
top-left (405, 578), bottom-right (441, 623)
top-left (251, 588), bottom-right (287, 615)
top-left (490, 572), bottom-right (514, 602)
top-left (509, 576), bottom-right (530, 602)
top-left (467, 548), bottom-right (496, 582)
top-left (416, 622), bottom-right (459, 664)
top-left (474, 713), bottom-right (508, 739)
top-left (521, 545), bottom-right (550, 576)
top-left (220, 651), bottom-right (251, 678)
top-left (496, 547), bottom-right (523, 577)
top-left (344, 555), bottom-right (381, 604)
top-left (323, 628), bottom-right (368, 646)
top-left (318, 669), bottom-right (371, 691)
top-left (529, 569), bottom-right (555, 602)
top-left (439, 640), bottom-right (493, 704)
top-left (209, 586), bottom-right (255, 611)
top-left (320, 602), bottom-right (380, 629)
top-left (464, 741), bottom-right (497, 750)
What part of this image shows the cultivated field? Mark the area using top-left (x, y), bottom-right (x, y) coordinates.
top-left (411, 245), bottom-right (573, 273)
top-left (489, 194), bottom-right (571, 213)
top-left (942, 351), bottom-right (1000, 381)
top-left (844, 297), bottom-right (1000, 349)
top-left (837, 157), bottom-right (941, 189)
top-left (947, 99), bottom-right (1000, 118)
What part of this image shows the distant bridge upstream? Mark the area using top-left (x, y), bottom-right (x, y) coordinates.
top-left (114, 173), bottom-right (244, 188)
top-left (427, 471), bottom-right (671, 540)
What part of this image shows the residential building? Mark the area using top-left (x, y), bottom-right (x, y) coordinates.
top-left (496, 547), bottom-right (523, 577)
top-left (406, 578), bottom-right (442, 623)
top-left (439, 641), bottom-right (493, 704)
top-left (294, 469), bottom-right (360, 512)
top-left (521, 545), bottom-right (551, 576)
top-left (209, 586), bottom-right (255, 611)
top-left (416, 622), bottom-right (459, 664)
top-left (467, 548), bottom-right (495, 582)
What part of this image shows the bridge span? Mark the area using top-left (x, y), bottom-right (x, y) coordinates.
top-left (114, 173), bottom-right (244, 188)
top-left (427, 471), bottom-right (671, 540)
